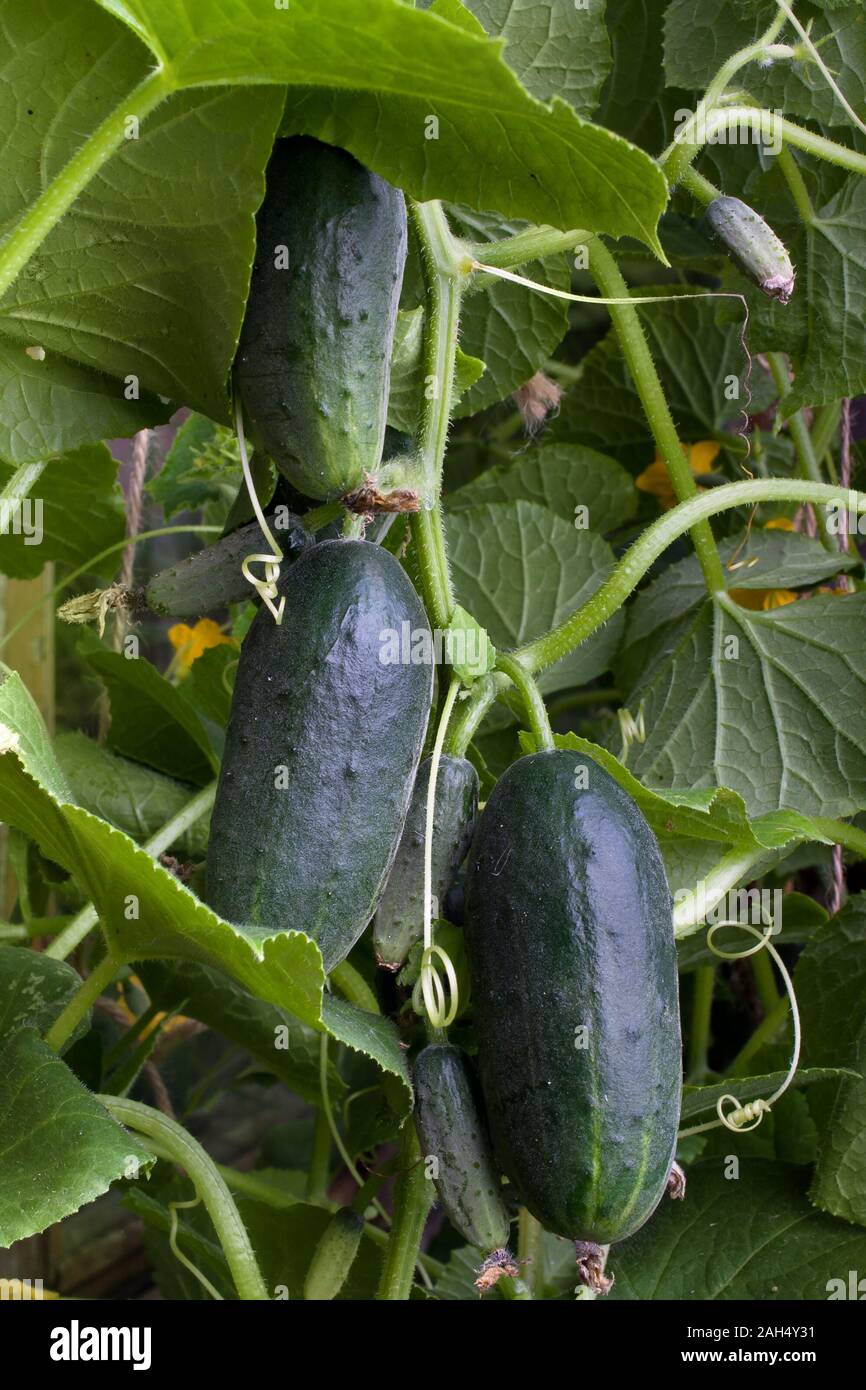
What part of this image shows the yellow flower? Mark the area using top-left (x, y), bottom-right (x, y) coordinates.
top-left (730, 587), bottom-right (798, 611)
top-left (764, 516), bottom-right (795, 531)
top-left (167, 618), bottom-right (232, 676)
top-left (636, 441), bottom-right (721, 510)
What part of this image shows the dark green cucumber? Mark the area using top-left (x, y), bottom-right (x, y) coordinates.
top-left (144, 516), bottom-right (308, 618)
top-left (413, 1043), bottom-right (511, 1254)
top-left (236, 137), bottom-right (407, 502)
top-left (303, 1208), bottom-right (365, 1300)
top-left (465, 750), bottom-right (680, 1245)
top-left (206, 539), bottom-right (432, 970)
top-left (373, 755), bottom-right (478, 970)
top-left (703, 195), bottom-right (795, 303)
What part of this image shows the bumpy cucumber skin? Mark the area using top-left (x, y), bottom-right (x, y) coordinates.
top-left (206, 539), bottom-right (431, 971)
top-left (464, 750), bottom-right (680, 1245)
top-left (373, 755), bottom-right (479, 969)
top-left (414, 1044), bottom-right (511, 1253)
top-left (703, 196), bottom-right (795, 302)
top-left (236, 137), bottom-right (407, 502)
top-left (145, 517), bottom-right (308, 618)
top-left (303, 1207), bottom-right (365, 1301)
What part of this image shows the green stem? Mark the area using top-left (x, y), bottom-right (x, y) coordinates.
top-left (588, 238), bottom-right (726, 593)
top-left (547, 686), bottom-right (622, 717)
top-left (673, 847), bottom-right (784, 937)
top-left (410, 507), bottom-right (453, 631)
top-left (767, 353), bottom-right (833, 548)
top-left (443, 672), bottom-right (504, 756)
top-left (516, 478), bottom-right (866, 675)
top-left (0, 524), bottom-right (220, 655)
top-left (375, 1122), bottom-right (431, 1301)
top-left (680, 165), bottom-right (721, 207)
top-left (307, 1107), bottom-right (333, 1205)
top-left (44, 951), bottom-right (119, 1052)
top-left (752, 948), bottom-right (781, 1015)
top-left (496, 654), bottom-right (553, 751)
top-left (0, 460), bottom-right (48, 503)
top-left (44, 782), bottom-right (217, 961)
top-left (660, 10), bottom-right (788, 186)
top-left (329, 960), bottom-right (379, 1014)
top-left (687, 965), bottom-right (716, 1082)
top-left (809, 818), bottom-right (866, 859)
top-left (467, 226), bottom-right (591, 272)
top-left (517, 1209), bottom-right (543, 1299)
top-left (730, 996), bottom-right (790, 1077)
top-left (699, 108), bottom-right (866, 179)
top-left (776, 144), bottom-right (815, 224)
top-left (100, 1095), bottom-right (269, 1301)
top-left (0, 69), bottom-right (171, 300)
top-left (810, 403), bottom-right (842, 465)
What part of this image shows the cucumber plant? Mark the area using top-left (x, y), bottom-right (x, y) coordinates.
top-left (2, 0), bottom-right (866, 1315)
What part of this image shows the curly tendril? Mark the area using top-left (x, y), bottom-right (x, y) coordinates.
top-left (234, 394), bottom-right (285, 624)
top-left (418, 678), bottom-right (462, 1029)
top-left (678, 917), bottom-right (801, 1139)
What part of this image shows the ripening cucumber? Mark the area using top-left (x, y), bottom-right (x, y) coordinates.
top-left (465, 750), bottom-right (681, 1246)
top-left (373, 755), bottom-right (479, 970)
top-left (703, 196), bottom-right (795, 303)
top-left (143, 516), bottom-right (309, 618)
top-left (413, 1044), bottom-right (511, 1254)
top-left (206, 539), bottom-right (432, 971)
top-left (235, 137), bottom-right (407, 503)
top-left (303, 1208), bottom-right (365, 1301)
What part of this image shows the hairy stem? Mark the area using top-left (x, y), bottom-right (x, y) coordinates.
top-left (0, 69), bottom-right (171, 300)
top-left (516, 478), bottom-right (866, 676)
top-left (101, 1095), bottom-right (269, 1301)
top-left (588, 238), bottom-right (726, 593)
top-left (688, 965), bottom-right (716, 1082)
top-left (467, 225), bottom-right (590, 272)
top-left (496, 654), bottom-right (553, 751)
top-left (44, 951), bottom-right (118, 1052)
top-left (375, 1122), bottom-right (432, 1301)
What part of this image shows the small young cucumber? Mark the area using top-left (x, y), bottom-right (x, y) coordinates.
top-left (144, 516), bottom-right (308, 618)
top-left (236, 137), bottom-right (407, 502)
top-left (373, 755), bottom-right (479, 970)
top-left (413, 1043), bottom-right (511, 1254)
top-left (703, 195), bottom-right (795, 303)
top-left (206, 539), bottom-right (432, 971)
top-left (465, 749), bottom-right (681, 1246)
top-left (303, 1207), bottom-right (365, 1301)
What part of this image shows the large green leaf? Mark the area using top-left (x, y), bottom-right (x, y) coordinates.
top-left (0, 670), bottom-right (412, 1115)
top-left (798, 895), bottom-right (866, 1227)
top-left (446, 442), bottom-right (637, 533)
top-left (0, 945), bottom-right (86, 1040)
top-left (464, 0), bottom-right (612, 116)
top-left (0, 445), bottom-right (125, 579)
top-left (619, 587), bottom-right (866, 819)
top-left (609, 1159), bottom-right (866, 1299)
top-left (596, 0), bottom-right (691, 152)
top-left (0, 1027), bottom-right (152, 1246)
top-left (0, 0), bottom-right (284, 461)
top-left (90, 0), bottom-right (666, 250)
top-left (54, 731), bottom-right (211, 858)
top-left (447, 500), bottom-right (624, 695)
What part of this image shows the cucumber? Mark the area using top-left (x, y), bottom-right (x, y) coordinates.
top-left (414, 1043), bottom-right (511, 1255)
top-left (703, 196), bottom-right (795, 303)
top-left (373, 755), bottom-right (478, 970)
top-left (236, 137), bottom-right (407, 503)
top-left (206, 539), bottom-right (432, 970)
top-left (303, 1207), bottom-right (365, 1300)
top-left (464, 749), bottom-right (680, 1245)
top-left (143, 516), bottom-right (308, 618)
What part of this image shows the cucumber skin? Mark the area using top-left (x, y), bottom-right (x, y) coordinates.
top-left (372, 755), bottom-right (479, 969)
top-left (303, 1208), bottom-right (365, 1301)
top-left (145, 517), bottom-right (308, 618)
top-left (206, 539), bottom-right (432, 971)
top-left (703, 196), bottom-right (795, 302)
top-left (413, 1044), bottom-right (511, 1253)
top-left (236, 137), bottom-right (407, 502)
top-left (464, 750), bottom-right (680, 1245)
